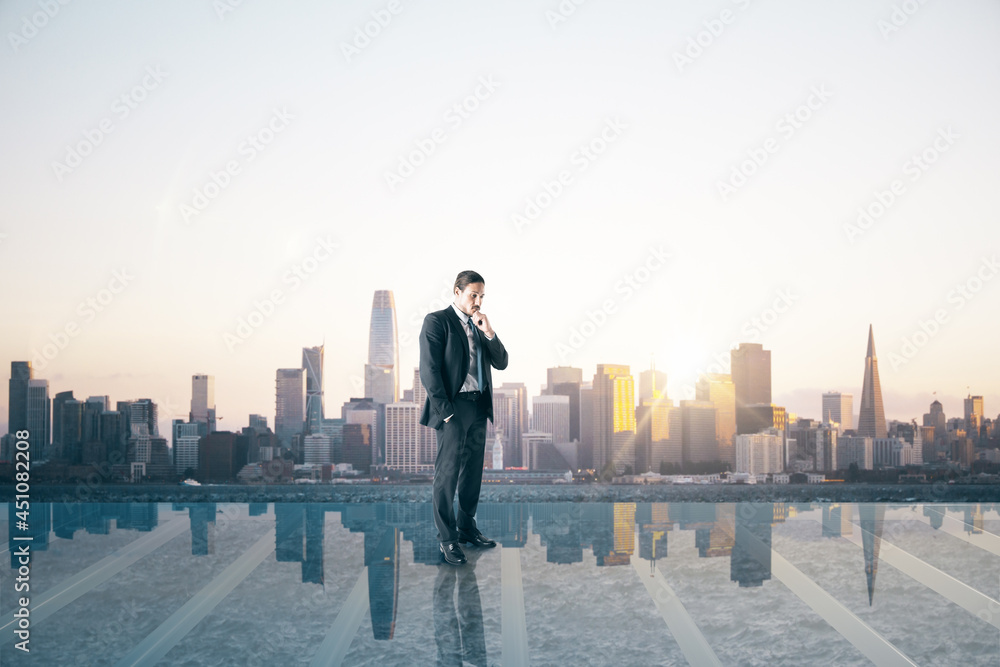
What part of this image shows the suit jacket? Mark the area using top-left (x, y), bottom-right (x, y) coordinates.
top-left (418, 306), bottom-right (509, 429)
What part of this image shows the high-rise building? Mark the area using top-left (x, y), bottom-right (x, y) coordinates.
top-left (857, 325), bottom-right (887, 439)
top-left (341, 423), bottom-right (372, 474)
top-left (343, 397), bottom-right (379, 465)
top-left (531, 395), bottom-right (570, 445)
top-left (302, 346), bottom-right (324, 435)
top-left (303, 433), bottom-right (332, 464)
top-left (923, 400), bottom-right (946, 445)
top-left (546, 366), bottom-right (583, 443)
top-left (8, 361), bottom-right (32, 437)
top-left (965, 394), bottom-right (984, 438)
top-left (579, 383), bottom-right (594, 470)
top-left (638, 366), bottom-right (668, 403)
top-left (173, 421), bottom-right (201, 475)
top-left (731, 343), bottom-right (771, 409)
top-left (275, 368), bottom-right (306, 447)
top-left (735, 432), bottom-right (784, 475)
top-left (26, 379), bottom-right (50, 460)
top-left (190, 374), bottom-right (216, 433)
top-left (822, 392), bottom-right (853, 430)
top-left (51, 390), bottom-right (75, 458)
top-left (635, 396), bottom-right (680, 473)
top-left (100, 410), bottom-right (126, 464)
top-left (788, 419), bottom-right (838, 472)
top-left (696, 373), bottom-right (736, 466)
top-left (681, 400), bottom-right (717, 464)
top-left (127, 401), bottom-right (156, 464)
top-left (385, 402), bottom-right (422, 472)
top-left (364, 290), bottom-right (400, 404)
top-left (411, 368), bottom-right (437, 465)
top-left (489, 386), bottom-right (526, 469)
top-left (60, 399), bottom-right (84, 463)
top-left (592, 364), bottom-right (636, 474)
top-left (198, 431), bottom-right (249, 482)
top-left (736, 403), bottom-right (787, 436)
top-left (249, 414), bottom-right (268, 432)
top-left (83, 396), bottom-right (108, 443)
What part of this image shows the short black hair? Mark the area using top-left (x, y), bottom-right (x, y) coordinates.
top-left (454, 270), bottom-right (485, 293)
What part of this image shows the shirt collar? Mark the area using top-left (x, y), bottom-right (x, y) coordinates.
top-left (451, 302), bottom-right (471, 326)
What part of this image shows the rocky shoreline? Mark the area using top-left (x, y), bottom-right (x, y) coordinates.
top-left (6, 482), bottom-right (1000, 504)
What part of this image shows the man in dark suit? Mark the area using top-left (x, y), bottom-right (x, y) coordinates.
top-left (419, 270), bottom-right (508, 565)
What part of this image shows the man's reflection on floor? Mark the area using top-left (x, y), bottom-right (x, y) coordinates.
top-left (433, 549), bottom-right (487, 667)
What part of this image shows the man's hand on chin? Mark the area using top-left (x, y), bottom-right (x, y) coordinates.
top-left (471, 310), bottom-right (494, 338)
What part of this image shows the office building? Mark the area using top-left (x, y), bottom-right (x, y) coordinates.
top-left (857, 325), bottom-right (887, 439)
top-left (822, 392), bottom-right (853, 430)
top-left (736, 403), bottom-right (787, 436)
top-left (696, 373), bottom-right (736, 466)
top-left (681, 400), bottom-right (717, 464)
top-left (173, 421), bottom-right (201, 475)
top-left (275, 368), bottom-right (306, 447)
top-left (731, 343), bottom-right (771, 408)
top-left (8, 361), bottom-right (32, 438)
top-left (26, 379), bottom-right (51, 460)
top-left (364, 290), bottom-right (400, 404)
top-left (190, 374), bottom-right (216, 433)
top-left (531, 394), bottom-right (571, 444)
top-left (838, 435), bottom-right (874, 470)
top-left (592, 365), bottom-right (636, 474)
top-left (302, 346), bottom-right (324, 435)
top-left (735, 431), bottom-right (784, 474)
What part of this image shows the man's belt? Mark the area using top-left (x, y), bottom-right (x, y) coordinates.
top-left (455, 391), bottom-right (482, 401)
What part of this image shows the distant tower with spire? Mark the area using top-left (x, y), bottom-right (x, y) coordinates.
top-left (857, 325), bottom-right (887, 439)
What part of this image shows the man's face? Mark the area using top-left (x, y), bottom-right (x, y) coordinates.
top-left (454, 282), bottom-right (485, 317)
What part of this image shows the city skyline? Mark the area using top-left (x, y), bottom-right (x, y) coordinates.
top-left (1, 1), bottom-right (998, 440)
top-left (1, 320), bottom-right (991, 445)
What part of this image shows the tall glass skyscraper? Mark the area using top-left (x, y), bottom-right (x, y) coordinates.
top-left (275, 368), bottom-right (305, 447)
top-left (364, 290), bottom-right (399, 404)
top-left (8, 361), bottom-right (32, 437)
top-left (190, 374), bottom-right (216, 433)
top-left (302, 346), bottom-right (324, 434)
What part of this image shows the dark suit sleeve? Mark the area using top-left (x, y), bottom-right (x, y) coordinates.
top-left (484, 333), bottom-right (508, 370)
top-left (419, 312), bottom-right (454, 428)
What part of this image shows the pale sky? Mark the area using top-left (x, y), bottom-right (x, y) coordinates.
top-left (2, 0), bottom-right (999, 438)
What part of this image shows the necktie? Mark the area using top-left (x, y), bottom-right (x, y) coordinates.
top-left (468, 317), bottom-right (483, 390)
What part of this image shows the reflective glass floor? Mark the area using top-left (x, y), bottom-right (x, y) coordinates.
top-left (2, 501), bottom-right (999, 666)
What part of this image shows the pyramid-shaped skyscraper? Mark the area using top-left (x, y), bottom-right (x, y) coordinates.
top-left (857, 325), bottom-right (887, 439)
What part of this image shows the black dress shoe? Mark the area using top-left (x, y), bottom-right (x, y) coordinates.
top-left (458, 530), bottom-right (497, 548)
top-left (440, 542), bottom-right (467, 565)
